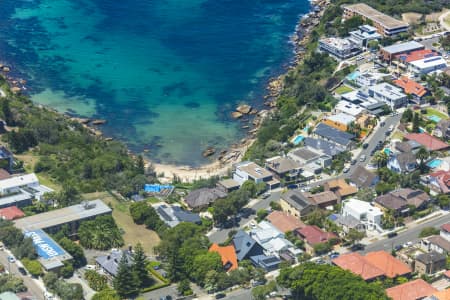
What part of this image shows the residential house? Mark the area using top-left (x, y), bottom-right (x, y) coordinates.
top-left (279, 190), bottom-right (316, 218)
top-left (386, 279), bottom-right (437, 300)
top-left (265, 156), bottom-right (302, 182)
top-left (232, 230), bottom-right (264, 261)
top-left (313, 123), bottom-right (355, 149)
top-left (421, 235), bottom-right (450, 255)
top-left (409, 56), bottom-right (448, 75)
top-left (393, 76), bottom-right (429, 104)
top-left (342, 3), bottom-right (409, 36)
top-left (425, 289), bottom-right (450, 300)
top-left (0, 206), bottom-right (24, 220)
top-left (324, 178), bottom-right (358, 201)
top-left (233, 161), bottom-right (280, 190)
top-left (421, 170), bottom-right (450, 194)
top-left (340, 90), bottom-right (386, 116)
top-left (318, 37), bottom-right (361, 60)
top-left (155, 204), bottom-right (201, 228)
top-left (405, 133), bottom-right (449, 151)
top-left (303, 137), bottom-right (346, 158)
top-left (96, 249), bottom-right (133, 281)
top-left (375, 188), bottom-right (430, 215)
top-left (232, 230), bottom-right (280, 271)
top-left (0, 147), bottom-right (13, 173)
top-left (322, 113), bottom-right (356, 132)
top-left (184, 187), bottom-right (227, 209)
top-left (334, 100), bottom-right (366, 117)
top-left (304, 191), bottom-right (339, 209)
top-left (209, 243), bottom-right (238, 272)
top-left (441, 223), bottom-right (450, 241)
top-left (368, 83), bottom-right (408, 108)
top-left (287, 148), bottom-right (332, 168)
top-left (387, 152), bottom-right (418, 174)
top-left (352, 72), bottom-right (388, 87)
top-left (332, 251), bottom-right (411, 281)
top-left (250, 221), bottom-right (301, 258)
top-left (295, 225), bottom-right (337, 254)
top-left (414, 251), bottom-right (446, 275)
top-left (434, 120), bottom-right (450, 140)
top-left (349, 165), bottom-right (379, 188)
top-left (379, 41), bottom-right (424, 62)
top-left (0, 173), bottom-right (53, 208)
top-left (333, 214), bottom-right (365, 234)
top-left (216, 179), bottom-right (240, 193)
top-left (332, 252), bottom-right (385, 281)
top-left (395, 140), bottom-right (422, 153)
top-left (348, 25), bottom-right (382, 47)
top-left (341, 198), bottom-right (383, 231)
top-left (266, 211), bottom-right (305, 233)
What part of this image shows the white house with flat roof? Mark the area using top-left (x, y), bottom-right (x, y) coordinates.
top-left (408, 56), bottom-right (448, 75)
top-left (335, 100), bottom-right (366, 117)
top-left (233, 161), bottom-right (279, 189)
top-left (348, 25), bottom-right (382, 47)
top-left (368, 82), bottom-right (407, 108)
top-left (0, 173), bottom-right (39, 195)
top-left (341, 198), bottom-right (383, 231)
top-left (318, 37), bottom-right (361, 60)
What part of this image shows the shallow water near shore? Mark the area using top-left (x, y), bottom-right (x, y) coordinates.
top-left (0, 0), bottom-right (310, 166)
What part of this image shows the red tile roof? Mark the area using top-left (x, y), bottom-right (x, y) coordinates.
top-left (429, 170), bottom-right (450, 194)
top-left (393, 76), bottom-right (427, 98)
top-left (209, 243), bottom-right (238, 272)
top-left (396, 49), bottom-right (438, 63)
top-left (0, 206), bottom-right (25, 220)
top-left (267, 211), bottom-right (305, 233)
top-left (405, 133), bottom-right (449, 151)
top-left (364, 251), bottom-right (411, 278)
top-left (432, 288), bottom-right (450, 300)
top-left (332, 252), bottom-right (385, 280)
top-left (296, 225), bottom-right (337, 245)
top-left (386, 279), bottom-right (437, 300)
top-left (441, 223), bottom-right (450, 233)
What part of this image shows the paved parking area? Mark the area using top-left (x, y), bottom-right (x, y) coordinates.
top-left (142, 285), bottom-right (178, 300)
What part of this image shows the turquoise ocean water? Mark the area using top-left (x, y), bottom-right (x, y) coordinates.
top-left (0, 0), bottom-right (310, 165)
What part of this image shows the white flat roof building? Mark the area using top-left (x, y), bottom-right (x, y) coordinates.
top-left (319, 37), bottom-right (361, 60)
top-left (335, 100), bottom-right (366, 117)
top-left (368, 82), bottom-right (407, 108)
top-left (342, 198), bottom-right (383, 231)
top-left (0, 173), bottom-right (39, 195)
top-left (408, 56), bottom-right (448, 75)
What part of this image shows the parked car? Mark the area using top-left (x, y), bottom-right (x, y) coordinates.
top-left (261, 192), bottom-right (271, 199)
top-left (350, 243), bottom-right (365, 251)
top-left (394, 245), bottom-right (403, 251)
top-left (351, 159), bottom-right (357, 165)
top-left (343, 166), bottom-right (350, 173)
top-left (360, 155), bottom-right (366, 162)
top-left (7, 256), bottom-right (15, 263)
top-left (362, 143), bottom-right (369, 149)
top-left (287, 184), bottom-right (298, 189)
top-left (215, 293), bottom-right (226, 299)
top-left (380, 121), bottom-right (385, 127)
top-left (387, 232), bottom-right (398, 238)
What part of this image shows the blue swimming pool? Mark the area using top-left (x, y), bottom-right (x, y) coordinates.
top-left (346, 71), bottom-right (360, 81)
top-left (427, 159), bottom-right (443, 169)
top-left (428, 115), bottom-right (441, 123)
top-left (384, 148), bottom-right (391, 155)
top-left (292, 135), bottom-right (304, 145)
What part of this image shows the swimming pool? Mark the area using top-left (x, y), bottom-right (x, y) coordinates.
top-left (428, 115), bottom-right (441, 123)
top-left (292, 135), bottom-right (304, 145)
top-left (384, 148), bottom-right (391, 155)
top-left (427, 159), bottom-right (443, 169)
top-left (346, 71), bottom-right (360, 81)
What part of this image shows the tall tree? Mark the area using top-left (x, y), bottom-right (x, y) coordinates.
top-left (412, 112), bottom-right (420, 133)
top-left (416, 147), bottom-right (429, 172)
top-left (132, 243), bottom-right (151, 288)
top-left (113, 254), bottom-right (139, 298)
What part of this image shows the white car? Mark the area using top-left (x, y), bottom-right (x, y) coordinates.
top-left (343, 166), bottom-right (350, 173)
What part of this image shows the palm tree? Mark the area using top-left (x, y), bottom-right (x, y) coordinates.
top-left (416, 147), bottom-right (429, 173)
top-left (374, 151), bottom-right (389, 168)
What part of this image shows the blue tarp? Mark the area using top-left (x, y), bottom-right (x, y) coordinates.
top-left (144, 184), bottom-right (174, 193)
top-left (25, 229), bottom-right (67, 259)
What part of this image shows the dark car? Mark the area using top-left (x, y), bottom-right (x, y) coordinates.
top-left (394, 245), bottom-right (403, 251)
top-left (351, 159), bottom-right (357, 165)
top-left (380, 121), bottom-right (385, 127)
top-left (350, 243), bottom-right (365, 251)
top-left (387, 232), bottom-right (398, 238)
top-left (362, 143), bottom-right (369, 149)
top-left (287, 184), bottom-right (298, 189)
top-left (215, 293), bottom-right (226, 299)
top-left (370, 149), bottom-right (377, 156)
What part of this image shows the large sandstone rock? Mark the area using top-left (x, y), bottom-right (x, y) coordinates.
top-left (236, 104), bottom-right (252, 114)
top-left (231, 111), bottom-right (243, 119)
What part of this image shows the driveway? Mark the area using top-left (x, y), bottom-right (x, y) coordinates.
top-left (141, 284), bottom-right (178, 300)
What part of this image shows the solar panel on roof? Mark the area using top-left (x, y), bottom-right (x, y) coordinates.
top-left (291, 194), bottom-right (308, 207)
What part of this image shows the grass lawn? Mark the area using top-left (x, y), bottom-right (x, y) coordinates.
top-left (335, 85), bottom-right (353, 95)
top-left (391, 131), bottom-right (404, 140)
top-left (425, 108), bottom-right (449, 120)
top-left (15, 152), bottom-right (62, 192)
top-left (83, 191), bottom-right (161, 255)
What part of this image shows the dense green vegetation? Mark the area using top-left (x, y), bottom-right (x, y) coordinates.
top-left (0, 219), bottom-right (37, 260)
top-left (0, 274), bottom-right (27, 293)
top-left (129, 201), bottom-right (167, 235)
top-left (43, 272), bottom-right (84, 300)
top-left (277, 263), bottom-right (390, 300)
top-left (0, 76), bottom-right (152, 197)
top-left (78, 215), bottom-right (124, 250)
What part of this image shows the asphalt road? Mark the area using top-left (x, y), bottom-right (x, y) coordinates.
top-left (361, 213), bottom-right (450, 254)
top-left (208, 191), bottom-right (281, 244)
top-left (0, 249), bottom-right (45, 300)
